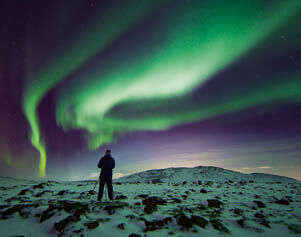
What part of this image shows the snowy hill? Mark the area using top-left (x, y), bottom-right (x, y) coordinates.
top-left (0, 166), bottom-right (301, 237)
top-left (116, 166), bottom-right (300, 184)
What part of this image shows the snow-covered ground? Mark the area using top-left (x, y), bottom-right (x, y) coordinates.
top-left (0, 166), bottom-right (300, 237)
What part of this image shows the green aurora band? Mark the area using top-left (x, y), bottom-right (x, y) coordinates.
top-left (23, 1), bottom-right (163, 177)
top-left (56, 0), bottom-right (301, 149)
top-left (21, 0), bottom-right (301, 177)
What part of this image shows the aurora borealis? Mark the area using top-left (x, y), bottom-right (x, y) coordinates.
top-left (1, 0), bottom-right (301, 180)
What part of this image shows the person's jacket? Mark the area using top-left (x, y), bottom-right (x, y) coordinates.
top-left (98, 154), bottom-right (115, 176)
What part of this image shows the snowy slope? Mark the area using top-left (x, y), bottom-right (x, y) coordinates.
top-left (116, 166), bottom-right (299, 184)
top-left (0, 166), bottom-right (300, 237)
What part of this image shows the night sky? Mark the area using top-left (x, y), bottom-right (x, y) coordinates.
top-left (1, 0), bottom-right (301, 181)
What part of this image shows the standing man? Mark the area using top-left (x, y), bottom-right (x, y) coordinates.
top-left (97, 149), bottom-right (115, 201)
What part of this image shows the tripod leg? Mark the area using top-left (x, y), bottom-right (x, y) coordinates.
top-left (93, 178), bottom-right (99, 191)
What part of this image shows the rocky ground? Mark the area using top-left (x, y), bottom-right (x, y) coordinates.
top-left (0, 170), bottom-right (301, 237)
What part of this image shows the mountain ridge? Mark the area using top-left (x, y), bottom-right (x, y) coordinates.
top-left (116, 165), bottom-right (300, 183)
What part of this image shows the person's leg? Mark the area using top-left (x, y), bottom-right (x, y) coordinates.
top-left (106, 175), bottom-right (113, 200)
top-left (98, 177), bottom-right (105, 201)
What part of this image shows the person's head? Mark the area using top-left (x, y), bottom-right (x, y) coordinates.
top-left (105, 149), bottom-right (111, 156)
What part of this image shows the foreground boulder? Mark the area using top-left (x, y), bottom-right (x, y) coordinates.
top-left (191, 215), bottom-right (208, 228)
top-left (54, 215), bottom-right (80, 232)
top-left (274, 199), bottom-right (290, 205)
top-left (210, 219), bottom-right (230, 234)
top-left (142, 196), bottom-right (167, 214)
top-left (129, 234), bottom-right (141, 237)
top-left (144, 217), bottom-right (172, 231)
top-left (207, 199), bottom-right (223, 208)
top-left (177, 213), bottom-right (193, 228)
top-left (142, 196), bottom-right (167, 206)
top-left (84, 221), bottom-right (99, 229)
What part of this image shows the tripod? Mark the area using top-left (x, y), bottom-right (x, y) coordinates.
top-left (92, 178), bottom-right (99, 192)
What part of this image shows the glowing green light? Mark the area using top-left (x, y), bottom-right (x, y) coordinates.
top-left (23, 0), bottom-right (163, 177)
top-left (56, 0), bottom-right (301, 149)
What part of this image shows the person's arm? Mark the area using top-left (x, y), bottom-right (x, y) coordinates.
top-left (112, 158), bottom-right (115, 169)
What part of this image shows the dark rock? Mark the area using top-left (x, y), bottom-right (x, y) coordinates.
top-left (57, 200), bottom-right (89, 214)
top-left (129, 234), bottom-right (141, 237)
top-left (254, 195), bottom-right (261, 199)
top-left (177, 213), bottom-right (193, 228)
top-left (0, 205), bottom-right (9, 210)
top-left (114, 182), bottom-right (122, 185)
top-left (88, 190), bottom-right (96, 195)
top-left (171, 198), bottom-right (181, 203)
top-left (126, 214), bottom-right (136, 220)
top-left (285, 195), bottom-right (293, 201)
top-left (288, 224), bottom-right (301, 234)
top-left (200, 188), bottom-right (207, 193)
top-left (164, 217), bottom-right (173, 224)
top-left (210, 219), bottom-right (230, 234)
top-left (152, 179), bottom-right (163, 184)
top-left (77, 184), bottom-right (83, 187)
top-left (115, 195), bottom-right (127, 200)
top-left (237, 219), bottom-right (245, 228)
top-left (255, 212), bottom-right (265, 219)
top-left (84, 221), bottom-right (99, 229)
top-left (117, 223), bottom-right (125, 230)
top-left (73, 228), bottom-right (84, 234)
top-left (144, 219), bottom-right (166, 231)
top-left (198, 181), bottom-right (202, 185)
top-left (183, 207), bottom-right (193, 213)
top-left (207, 199), bottom-right (223, 208)
top-left (57, 190), bottom-right (66, 196)
top-left (233, 208), bottom-right (243, 215)
top-left (135, 194), bottom-right (148, 199)
top-left (35, 190), bottom-right (53, 197)
top-left (40, 204), bottom-right (56, 223)
top-left (253, 201), bottom-right (266, 208)
top-left (1, 204), bottom-right (33, 219)
top-left (130, 181), bottom-right (140, 184)
top-left (257, 218), bottom-right (270, 228)
top-left (274, 199), bottom-right (290, 205)
top-left (33, 183), bottom-right (44, 189)
top-left (144, 204), bottom-right (157, 214)
top-left (54, 215), bottom-right (79, 232)
top-left (104, 204), bottom-right (125, 215)
top-left (191, 215), bottom-right (208, 228)
top-left (142, 196), bottom-right (167, 206)
top-left (35, 213), bottom-right (41, 218)
top-left (18, 189), bottom-right (31, 196)
top-left (54, 207), bottom-right (88, 233)
top-left (134, 202), bottom-right (141, 206)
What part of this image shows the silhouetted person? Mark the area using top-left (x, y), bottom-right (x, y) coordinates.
top-left (97, 149), bottom-right (115, 201)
